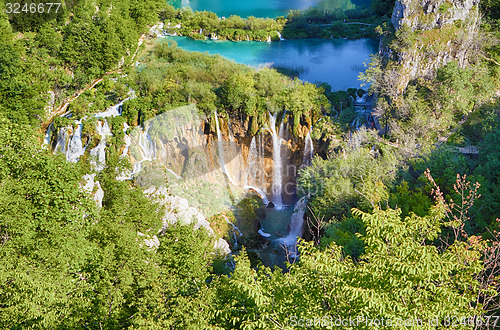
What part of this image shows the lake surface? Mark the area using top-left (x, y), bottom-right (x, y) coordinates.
top-left (170, 0), bottom-right (362, 18)
top-left (164, 36), bottom-right (378, 90)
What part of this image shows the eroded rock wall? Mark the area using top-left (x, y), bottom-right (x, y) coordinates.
top-left (389, 0), bottom-right (480, 93)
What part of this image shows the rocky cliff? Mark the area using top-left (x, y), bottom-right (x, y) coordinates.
top-left (388, 0), bottom-right (480, 93)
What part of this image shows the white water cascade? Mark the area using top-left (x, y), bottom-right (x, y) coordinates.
top-left (121, 123), bottom-right (131, 158)
top-left (269, 113), bottom-right (283, 209)
top-left (132, 125), bottom-right (155, 175)
top-left (54, 127), bottom-right (68, 154)
top-left (303, 129), bottom-right (314, 167)
top-left (277, 31), bottom-right (285, 41)
top-left (223, 215), bottom-right (242, 246)
top-left (43, 124), bottom-right (53, 148)
top-left (277, 196), bottom-right (307, 258)
top-left (246, 136), bottom-right (263, 189)
top-left (214, 111), bottom-right (237, 186)
top-left (66, 120), bottom-right (86, 163)
top-left (90, 120), bottom-right (112, 171)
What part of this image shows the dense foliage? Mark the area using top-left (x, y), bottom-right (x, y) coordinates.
top-left (0, 0), bottom-right (165, 126)
top-left (120, 41), bottom-right (329, 136)
top-left (161, 3), bottom-right (389, 41)
top-left (1, 0), bottom-right (500, 328)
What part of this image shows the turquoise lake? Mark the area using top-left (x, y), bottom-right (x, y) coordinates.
top-left (164, 36), bottom-right (378, 90)
top-left (170, 0), bottom-right (366, 18)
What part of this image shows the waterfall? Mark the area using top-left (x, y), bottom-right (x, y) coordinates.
top-left (66, 120), bottom-right (85, 163)
top-left (259, 132), bottom-right (266, 190)
top-left (90, 120), bottom-right (111, 170)
top-left (277, 196), bottom-right (307, 258)
top-left (94, 92), bottom-right (135, 119)
top-left (355, 92), bottom-right (367, 104)
top-left (269, 113), bottom-right (283, 209)
top-left (132, 125), bottom-right (155, 175)
top-left (54, 127), bottom-right (68, 154)
top-left (90, 120), bottom-right (111, 171)
top-left (139, 125), bottom-right (155, 161)
top-left (303, 129), bottom-right (314, 167)
top-left (277, 31), bottom-right (285, 41)
top-left (247, 136), bottom-right (261, 188)
top-left (215, 111), bottom-right (237, 185)
top-left (43, 123), bottom-right (53, 148)
top-left (121, 123), bottom-right (131, 158)
top-left (223, 215), bottom-right (242, 246)
top-left (243, 186), bottom-right (270, 206)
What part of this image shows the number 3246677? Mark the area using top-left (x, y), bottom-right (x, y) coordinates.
top-left (5, 3), bottom-right (62, 14)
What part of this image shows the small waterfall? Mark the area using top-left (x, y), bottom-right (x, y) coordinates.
top-left (266, 35), bottom-right (272, 42)
top-left (94, 93), bottom-right (135, 119)
top-left (259, 132), bottom-right (266, 190)
top-left (139, 125), bottom-right (155, 161)
top-left (277, 196), bottom-right (307, 258)
top-left (243, 186), bottom-right (270, 206)
top-left (43, 123), bottom-right (53, 148)
top-left (302, 129), bottom-right (314, 167)
top-left (66, 120), bottom-right (85, 163)
top-left (355, 92), bottom-right (367, 104)
top-left (215, 111), bottom-right (237, 185)
top-left (54, 127), bottom-right (68, 154)
top-left (90, 120), bottom-right (111, 171)
top-left (247, 137), bottom-right (262, 188)
top-left (132, 125), bottom-right (155, 175)
top-left (269, 113), bottom-right (283, 209)
top-left (277, 31), bottom-right (285, 41)
top-left (121, 123), bottom-right (131, 158)
top-left (199, 28), bottom-right (203, 35)
top-left (223, 215), bottom-right (242, 246)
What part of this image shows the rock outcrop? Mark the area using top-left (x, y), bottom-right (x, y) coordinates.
top-left (388, 0), bottom-right (480, 93)
top-left (145, 186), bottom-right (231, 255)
top-left (392, 0), bottom-right (479, 31)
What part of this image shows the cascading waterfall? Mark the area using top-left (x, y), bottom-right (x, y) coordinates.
top-left (214, 111), bottom-right (237, 186)
top-left (121, 123), bottom-right (131, 158)
top-left (43, 123), bottom-right (53, 148)
top-left (66, 120), bottom-right (85, 163)
top-left (132, 125), bottom-right (155, 175)
top-left (90, 120), bottom-right (112, 171)
top-left (259, 132), bottom-right (266, 190)
top-left (303, 129), bottom-right (314, 167)
top-left (269, 113), bottom-right (283, 209)
top-left (277, 196), bottom-right (307, 258)
top-left (247, 137), bottom-right (258, 185)
top-left (223, 215), bottom-right (242, 246)
top-left (277, 31), bottom-right (285, 41)
top-left (54, 127), bottom-right (68, 154)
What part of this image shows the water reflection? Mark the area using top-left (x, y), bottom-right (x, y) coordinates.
top-left (163, 36), bottom-right (378, 89)
top-left (170, 0), bottom-right (360, 18)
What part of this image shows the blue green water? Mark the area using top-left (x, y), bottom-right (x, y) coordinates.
top-left (165, 36), bottom-right (378, 89)
top-left (170, 0), bottom-right (362, 18)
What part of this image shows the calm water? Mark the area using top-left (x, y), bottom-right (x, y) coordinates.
top-left (165, 36), bottom-right (378, 89)
top-left (170, 0), bottom-right (361, 18)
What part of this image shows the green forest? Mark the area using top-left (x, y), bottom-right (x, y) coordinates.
top-left (1, 0), bottom-right (500, 328)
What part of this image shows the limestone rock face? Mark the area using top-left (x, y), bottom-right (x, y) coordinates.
top-left (392, 0), bottom-right (479, 31)
top-left (387, 0), bottom-right (480, 94)
top-left (145, 186), bottom-right (232, 255)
